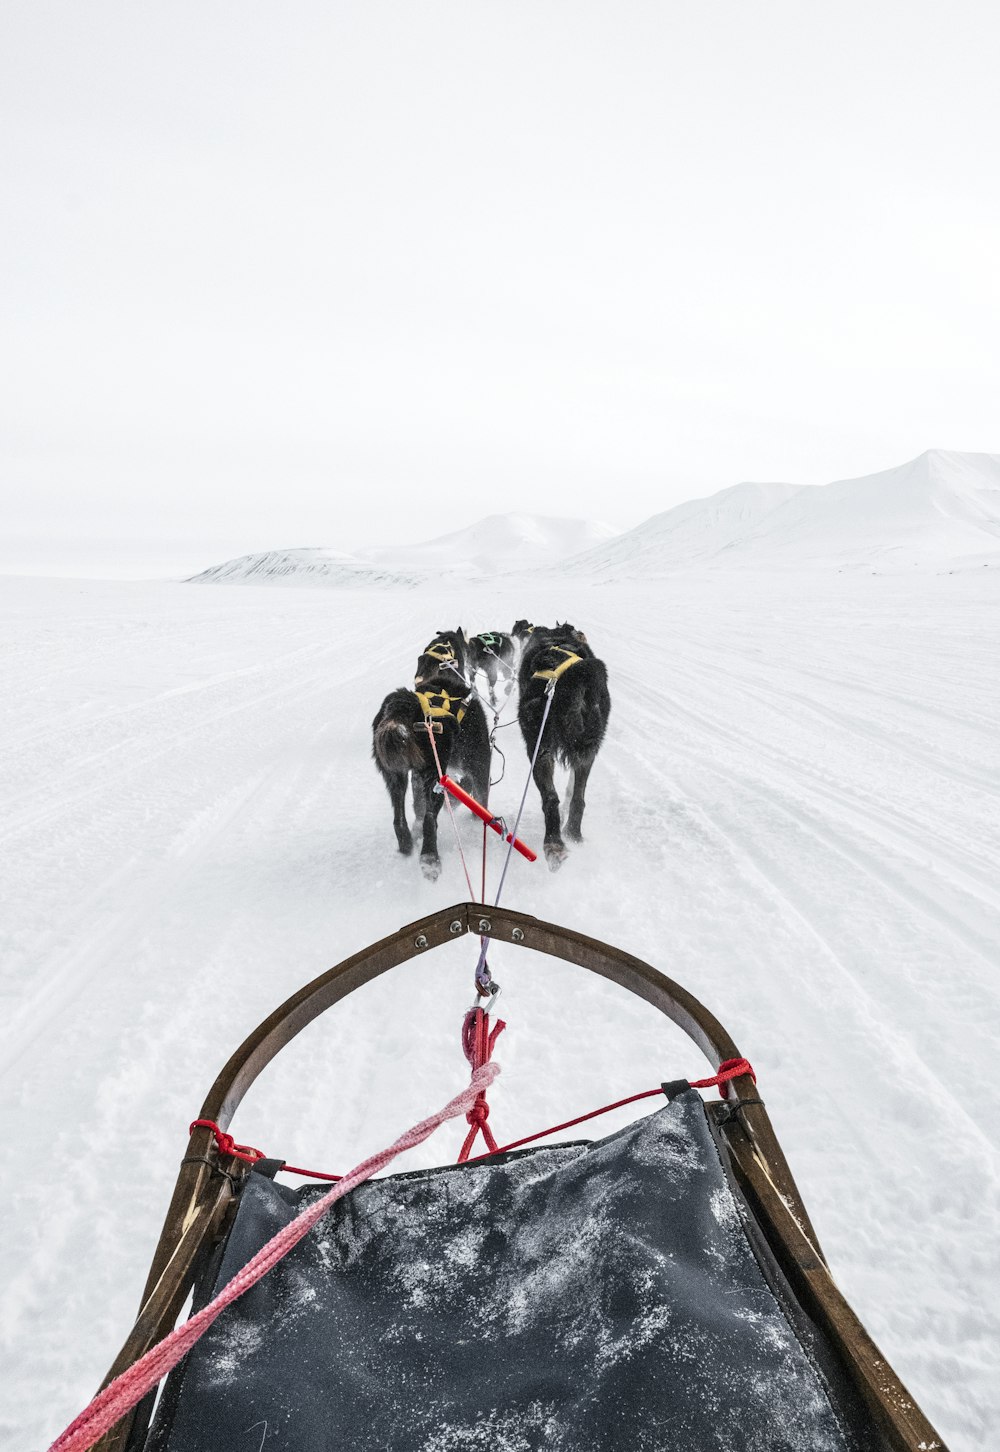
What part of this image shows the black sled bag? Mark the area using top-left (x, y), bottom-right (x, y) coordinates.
top-left (146, 1090), bottom-right (859, 1451)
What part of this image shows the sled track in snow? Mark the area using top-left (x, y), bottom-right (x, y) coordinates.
top-left (2, 574), bottom-right (999, 1452)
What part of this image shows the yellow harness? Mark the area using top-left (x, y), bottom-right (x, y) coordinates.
top-left (415, 641), bottom-right (462, 690)
top-left (416, 688), bottom-right (468, 725)
top-left (532, 646), bottom-right (583, 682)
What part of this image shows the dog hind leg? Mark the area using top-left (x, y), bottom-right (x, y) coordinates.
top-left (533, 749), bottom-right (568, 869)
top-left (413, 768), bottom-right (444, 880)
top-left (456, 703), bottom-right (491, 807)
top-left (386, 771), bottom-right (413, 854)
top-left (565, 758), bottom-right (592, 842)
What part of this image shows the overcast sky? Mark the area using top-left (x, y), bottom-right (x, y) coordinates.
top-left (2, 1), bottom-right (998, 576)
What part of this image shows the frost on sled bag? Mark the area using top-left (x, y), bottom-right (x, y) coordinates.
top-left (146, 1090), bottom-right (858, 1452)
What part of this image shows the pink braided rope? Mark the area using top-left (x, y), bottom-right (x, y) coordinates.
top-left (48, 1062), bottom-right (500, 1452)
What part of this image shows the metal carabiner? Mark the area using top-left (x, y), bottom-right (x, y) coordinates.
top-left (471, 978), bottom-right (502, 1013)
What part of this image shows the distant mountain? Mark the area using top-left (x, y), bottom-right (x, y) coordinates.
top-left (561, 481), bottom-right (801, 576)
top-left (188, 514), bottom-right (619, 587)
top-left (188, 549), bottom-right (421, 589)
top-left (739, 449), bottom-right (1000, 568)
top-left (561, 450), bottom-right (1000, 576)
top-left (190, 455), bottom-right (1000, 586)
top-left (363, 513), bottom-right (618, 575)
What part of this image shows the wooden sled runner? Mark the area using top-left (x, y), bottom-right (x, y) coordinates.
top-left (88, 903), bottom-right (946, 1452)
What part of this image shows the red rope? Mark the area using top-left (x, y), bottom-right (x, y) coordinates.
top-left (189, 1059), bottom-right (754, 1182)
top-left (466, 1058), bottom-right (756, 1161)
top-left (423, 720), bottom-right (476, 899)
top-left (690, 1056), bottom-right (756, 1099)
top-left (49, 1064), bottom-right (499, 1452)
top-left (189, 1120), bottom-right (265, 1165)
top-left (190, 1120), bottom-right (344, 1183)
top-left (464, 1087), bottom-right (664, 1161)
top-left (482, 763), bottom-right (488, 902)
top-left (457, 1007), bottom-right (506, 1161)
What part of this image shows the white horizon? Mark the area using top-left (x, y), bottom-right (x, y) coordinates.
top-left (3, 4), bottom-right (1000, 578)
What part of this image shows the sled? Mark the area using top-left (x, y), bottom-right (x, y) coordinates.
top-left (87, 903), bottom-right (945, 1452)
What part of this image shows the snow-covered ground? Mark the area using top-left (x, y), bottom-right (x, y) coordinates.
top-left (2, 566), bottom-right (998, 1450)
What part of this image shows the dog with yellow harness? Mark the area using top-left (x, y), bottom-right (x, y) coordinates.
top-left (414, 628), bottom-right (470, 689)
top-left (372, 631), bottom-right (490, 880)
top-left (517, 622), bottom-right (611, 869)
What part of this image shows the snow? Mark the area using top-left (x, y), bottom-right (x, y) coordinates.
top-left (363, 513), bottom-right (620, 573)
top-left (563, 480), bottom-right (804, 574)
top-left (564, 449), bottom-right (1000, 575)
top-left (188, 547), bottom-right (422, 589)
top-left (1, 552), bottom-right (998, 1451)
top-left (190, 513), bottom-right (620, 587)
top-left (191, 452), bottom-right (1000, 590)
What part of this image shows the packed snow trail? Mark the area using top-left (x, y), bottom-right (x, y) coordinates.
top-left (1, 570), bottom-right (998, 1450)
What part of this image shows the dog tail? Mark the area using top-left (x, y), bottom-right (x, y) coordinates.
top-left (372, 690), bottom-right (427, 773)
top-left (555, 658), bottom-right (611, 764)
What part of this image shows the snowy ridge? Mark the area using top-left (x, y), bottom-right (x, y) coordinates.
top-left (189, 514), bottom-right (619, 587)
top-left (562, 450), bottom-right (1000, 577)
top-left (739, 448), bottom-right (1000, 568)
top-left (365, 512), bottom-right (619, 573)
top-left (192, 453), bottom-right (1000, 588)
top-left (189, 548), bottom-right (420, 589)
top-left (561, 480), bottom-right (802, 576)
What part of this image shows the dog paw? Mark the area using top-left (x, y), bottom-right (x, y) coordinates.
top-left (544, 841), bottom-right (569, 871)
top-left (420, 855), bottom-right (441, 881)
top-left (397, 835), bottom-right (414, 855)
top-left (565, 824), bottom-right (583, 843)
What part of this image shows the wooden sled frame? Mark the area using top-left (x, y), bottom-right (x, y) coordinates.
top-left (95, 903), bottom-right (944, 1452)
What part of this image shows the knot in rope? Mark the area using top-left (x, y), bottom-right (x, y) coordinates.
top-left (189, 1119), bottom-right (265, 1165)
top-left (458, 1007), bottom-right (505, 1161)
top-left (466, 1098), bottom-right (491, 1130)
top-left (689, 1057), bottom-right (756, 1100)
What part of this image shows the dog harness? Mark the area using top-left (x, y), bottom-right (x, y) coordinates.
top-left (476, 632), bottom-right (505, 648)
top-left (532, 646), bottom-right (583, 682)
top-left (415, 640), bottom-right (463, 690)
top-left (416, 688), bottom-right (469, 725)
top-left (423, 641), bottom-right (458, 663)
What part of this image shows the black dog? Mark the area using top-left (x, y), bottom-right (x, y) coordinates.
top-left (517, 622), bottom-right (610, 869)
top-left (414, 629), bottom-right (470, 690)
top-left (468, 630), bottom-right (517, 708)
top-left (372, 631), bottom-right (489, 879)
